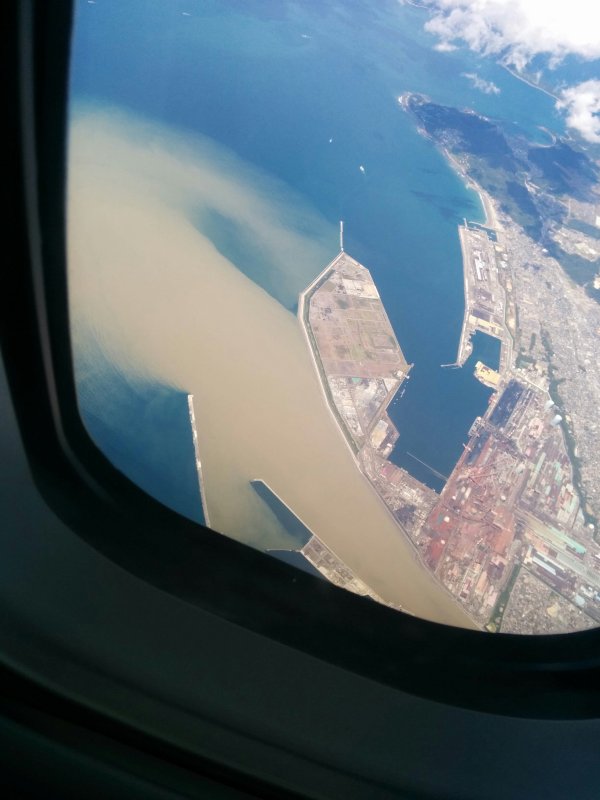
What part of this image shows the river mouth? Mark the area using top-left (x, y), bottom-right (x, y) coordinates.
top-left (68, 109), bottom-right (476, 629)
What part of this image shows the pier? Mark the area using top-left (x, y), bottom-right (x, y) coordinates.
top-left (188, 394), bottom-right (211, 526)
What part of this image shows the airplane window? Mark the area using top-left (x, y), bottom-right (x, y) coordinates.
top-left (67, 0), bottom-right (600, 635)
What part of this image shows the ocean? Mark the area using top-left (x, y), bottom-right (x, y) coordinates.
top-left (67, 0), bottom-right (563, 614)
top-left (76, 340), bottom-right (206, 525)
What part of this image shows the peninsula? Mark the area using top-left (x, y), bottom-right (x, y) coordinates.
top-left (299, 236), bottom-right (468, 622)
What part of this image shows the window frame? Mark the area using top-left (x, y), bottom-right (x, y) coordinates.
top-left (5, 0), bottom-right (600, 727)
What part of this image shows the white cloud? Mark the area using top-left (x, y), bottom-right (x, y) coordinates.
top-left (421, 1), bottom-right (600, 71)
top-left (462, 71), bottom-right (501, 94)
top-left (417, 2), bottom-right (600, 142)
top-left (434, 41), bottom-right (458, 52)
top-left (556, 80), bottom-right (600, 143)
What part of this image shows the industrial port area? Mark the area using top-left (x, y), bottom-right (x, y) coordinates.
top-left (300, 244), bottom-right (411, 460)
top-left (299, 200), bottom-right (600, 633)
top-left (416, 379), bottom-right (600, 632)
top-left (427, 209), bottom-right (600, 632)
top-left (454, 217), bottom-right (515, 379)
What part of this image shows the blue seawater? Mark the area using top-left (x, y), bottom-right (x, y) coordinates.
top-left (390, 332), bottom-right (501, 491)
top-left (70, 0), bottom-right (564, 496)
top-left (76, 345), bottom-right (205, 526)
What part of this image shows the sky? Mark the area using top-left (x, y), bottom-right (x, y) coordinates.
top-left (410, 0), bottom-right (600, 143)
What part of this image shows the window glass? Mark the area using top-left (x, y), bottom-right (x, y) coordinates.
top-left (68, 0), bottom-right (600, 634)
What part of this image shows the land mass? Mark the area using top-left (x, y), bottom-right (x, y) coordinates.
top-left (292, 94), bottom-right (600, 634)
top-left (400, 92), bottom-right (600, 300)
top-left (300, 251), bottom-right (410, 458)
top-left (396, 92), bottom-right (600, 633)
top-left (299, 238), bottom-right (600, 634)
top-left (401, 92), bottom-right (600, 527)
top-left (299, 249), bottom-right (471, 624)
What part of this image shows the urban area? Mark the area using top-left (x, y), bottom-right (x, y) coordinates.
top-left (297, 135), bottom-right (600, 633)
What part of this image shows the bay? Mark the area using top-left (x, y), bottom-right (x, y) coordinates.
top-left (68, 0), bottom-right (565, 621)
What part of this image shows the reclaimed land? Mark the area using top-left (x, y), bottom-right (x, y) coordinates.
top-left (299, 250), bottom-right (478, 627)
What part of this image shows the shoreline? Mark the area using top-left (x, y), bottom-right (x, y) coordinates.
top-left (500, 64), bottom-right (559, 102)
top-left (442, 146), bottom-right (499, 230)
top-left (442, 147), bottom-right (504, 369)
top-left (455, 225), bottom-right (472, 367)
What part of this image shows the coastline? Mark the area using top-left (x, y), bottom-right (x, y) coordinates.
top-left (455, 226), bottom-right (473, 367)
top-left (500, 64), bottom-right (560, 101)
top-left (442, 146), bottom-right (499, 230)
top-left (441, 146), bottom-right (504, 368)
